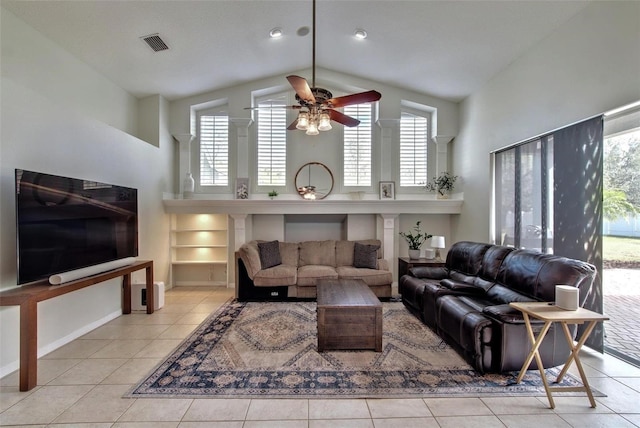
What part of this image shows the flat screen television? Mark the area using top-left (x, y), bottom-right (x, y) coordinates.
top-left (15, 169), bottom-right (138, 285)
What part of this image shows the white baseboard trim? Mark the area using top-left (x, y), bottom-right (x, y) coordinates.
top-left (0, 361), bottom-right (19, 380)
top-left (0, 309), bottom-right (122, 379)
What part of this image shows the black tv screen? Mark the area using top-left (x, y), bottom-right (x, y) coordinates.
top-left (15, 169), bottom-right (138, 285)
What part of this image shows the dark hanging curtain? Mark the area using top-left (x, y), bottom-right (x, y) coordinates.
top-left (553, 115), bottom-right (604, 350)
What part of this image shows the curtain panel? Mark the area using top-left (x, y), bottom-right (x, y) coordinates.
top-left (492, 115), bottom-right (604, 350)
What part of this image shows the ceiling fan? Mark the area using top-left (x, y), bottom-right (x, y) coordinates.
top-left (255, 0), bottom-right (382, 135)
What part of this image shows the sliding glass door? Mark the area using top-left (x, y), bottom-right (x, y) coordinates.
top-left (492, 116), bottom-right (604, 350)
top-left (602, 106), bottom-right (640, 365)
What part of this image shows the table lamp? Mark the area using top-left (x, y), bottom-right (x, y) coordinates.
top-left (431, 236), bottom-right (445, 261)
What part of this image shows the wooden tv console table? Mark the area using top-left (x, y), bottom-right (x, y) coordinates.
top-left (0, 260), bottom-right (154, 391)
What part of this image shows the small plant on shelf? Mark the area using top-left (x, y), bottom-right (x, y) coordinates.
top-left (399, 221), bottom-right (432, 250)
top-left (424, 171), bottom-right (458, 198)
top-left (268, 190), bottom-right (279, 200)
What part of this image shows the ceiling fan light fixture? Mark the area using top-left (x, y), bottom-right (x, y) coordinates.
top-left (296, 112), bottom-right (309, 130)
top-left (318, 112), bottom-right (332, 131)
top-left (269, 27), bottom-right (283, 38)
top-left (261, 0), bottom-right (381, 136)
top-left (354, 29), bottom-right (368, 40)
top-left (306, 121), bottom-right (319, 136)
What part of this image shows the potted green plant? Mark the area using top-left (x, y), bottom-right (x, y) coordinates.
top-left (425, 171), bottom-right (458, 199)
top-left (268, 190), bottom-right (279, 200)
top-left (399, 221), bottom-right (432, 259)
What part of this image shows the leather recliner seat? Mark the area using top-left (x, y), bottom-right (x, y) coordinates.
top-left (399, 241), bottom-right (596, 373)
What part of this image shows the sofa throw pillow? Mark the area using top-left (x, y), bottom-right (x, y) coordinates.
top-left (258, 240), bottom-right (282, 269)
top-left (353, 242), bottom-right (380, 269)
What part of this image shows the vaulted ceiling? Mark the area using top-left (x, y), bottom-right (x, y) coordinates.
top-left (2, 0), bottom-right (591, 102)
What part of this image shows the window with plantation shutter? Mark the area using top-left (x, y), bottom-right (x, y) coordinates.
top-left (343, 103), bottom-right (372, 186)
top-left (199, 113), bottom-right (229, 186)
top-left (400, 111), bottom-right (429, 187)
top-left (257, 95), bottom-right (287, 186)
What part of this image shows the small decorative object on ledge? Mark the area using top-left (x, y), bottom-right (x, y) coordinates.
top-left (379, 181), bottom-right (395, 199)
top-left (425, 171), bottom-right (458, 199)
top-left (236, 178), bottom-right (249, 199)
top-left (268, 190), bottom-right (279, 200)
top-left (399, 221), bottom-right (432, 259)
top-left (183, 173), bottom-right (195, 199)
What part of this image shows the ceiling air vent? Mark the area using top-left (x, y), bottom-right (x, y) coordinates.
top-left (141, 33), bottom-right (169, 52)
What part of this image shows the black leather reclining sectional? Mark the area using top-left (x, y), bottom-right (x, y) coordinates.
top-left (399, 241), bottom-right (597, 373)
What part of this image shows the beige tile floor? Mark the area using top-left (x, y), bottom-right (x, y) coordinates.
top-left (1, 286), bottom-right (640, 428)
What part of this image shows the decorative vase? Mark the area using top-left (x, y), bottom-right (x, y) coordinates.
top-left (183, 173), bottom-right (195, 199)
top-left (408, 249), bottom-right (421, 259)
top-left (437, 188), bottom-right (450, 199)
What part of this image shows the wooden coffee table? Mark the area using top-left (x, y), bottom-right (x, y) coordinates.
top-left (316, 278), bottom-right (382, 352)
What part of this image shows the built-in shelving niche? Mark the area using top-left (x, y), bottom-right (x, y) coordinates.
top-left (170, 214), bottom-right (229, 287)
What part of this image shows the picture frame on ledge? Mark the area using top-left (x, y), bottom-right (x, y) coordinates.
top-left (235, 178), bottom-right (249, 199)
top-left (379, 181), bottom-right (395, 200)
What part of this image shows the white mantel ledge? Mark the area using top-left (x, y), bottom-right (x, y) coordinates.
top-left (163, 198), bottom-right (462, 215)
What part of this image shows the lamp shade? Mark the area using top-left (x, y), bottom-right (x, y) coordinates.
top-left (296, 112), bottom-right (309, 130)
top-left (318, 112), bottom-right (332, 131)
top-left (306, 121), bottom-right (319, 135)
top-left (431, 236), bottom-right (445, 249)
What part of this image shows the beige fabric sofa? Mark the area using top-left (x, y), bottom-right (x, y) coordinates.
top-left (236, 239), bottom-right (392, 301)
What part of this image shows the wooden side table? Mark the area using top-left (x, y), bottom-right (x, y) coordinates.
top-left (397, 257), bottom-right (445, 278)
top-left (0, 260), bottom-right (154, 391)
top-left (509, 301), bottom-right (609, 409)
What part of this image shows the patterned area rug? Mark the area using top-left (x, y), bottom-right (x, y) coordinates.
top-left (128, 299), bottom-right (596, 398)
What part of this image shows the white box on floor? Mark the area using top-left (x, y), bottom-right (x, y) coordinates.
top-left (131, 281), bottom-right (165, 311)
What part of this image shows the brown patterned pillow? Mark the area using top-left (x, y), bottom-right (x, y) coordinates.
top-left (353, 242), bottom-right (379, 269)
top-left (258, 240), bottom-right (282, 269)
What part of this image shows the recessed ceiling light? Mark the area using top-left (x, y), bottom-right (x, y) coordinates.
top-left (354, 29), bottom-right (367, 40)
top-left (269, 28), bottom-right (283, 38)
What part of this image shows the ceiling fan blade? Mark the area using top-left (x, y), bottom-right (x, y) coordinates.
top-left (287, 119), bottom-right (299, 130)
top-left (329, 109), bottom-right (360, 127)
top-left (287, 75), bottom-right (316, 104)
top-left (326, 90), bottom-right (382, 108)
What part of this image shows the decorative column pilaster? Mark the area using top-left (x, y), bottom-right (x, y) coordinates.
top-left (432, 135), bottom-right (454, 177)
top-left (231, 118), bottom-right (254, 180)
top-left (379, 214), bottom-right (398, 284)
top-left (377, 119), bottom-right (400, 181)
top-left (229, 213), bottom-right (248, 294)
top-left (173, 133), bottom-right (195, 195)
top-left (229, 214), bottom-right (248, 251)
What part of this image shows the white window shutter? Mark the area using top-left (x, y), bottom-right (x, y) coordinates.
top-left (343, 104), bottom-right (372, 186)
top-left (257, 96), bottom-right (287, 186)
top-left (400, 112), bottom-right (429, 187)
top-left (199, 114), bottom-right (229, 186)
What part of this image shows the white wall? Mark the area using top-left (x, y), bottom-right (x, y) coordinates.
top-left (0, 9), bottom-right (173, 376)
top-left (169, 68), bottom-right (459, 199)
top-left (452, 1), bottom-right (640, 243)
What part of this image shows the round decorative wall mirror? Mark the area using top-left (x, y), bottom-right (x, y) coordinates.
top-left (294, 162), bottom-right (334, 200)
